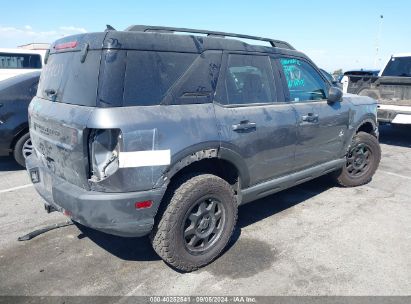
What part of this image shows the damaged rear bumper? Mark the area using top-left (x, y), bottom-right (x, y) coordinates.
top-left (25, 153), bottom-right (166, 237)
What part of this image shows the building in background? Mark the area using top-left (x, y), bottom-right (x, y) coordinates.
top-left (18, 43), bottom-right (50, 50)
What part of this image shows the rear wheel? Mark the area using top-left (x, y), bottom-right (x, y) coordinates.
top-left (13, 133), bottom-right (33, 168)
top-left (334, 131), bottom-right (381, 187)
top-left (151, 174), bottom-right (237, 272)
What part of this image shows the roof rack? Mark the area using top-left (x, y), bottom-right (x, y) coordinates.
top-left (125, 25), bottom-right (295, 50)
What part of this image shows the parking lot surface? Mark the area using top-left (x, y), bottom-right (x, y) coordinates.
top-left (0, 125), bottom-right (410, 296)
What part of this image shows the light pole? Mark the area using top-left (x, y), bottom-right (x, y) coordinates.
top-left (374, 14), bottom-right (383, 69)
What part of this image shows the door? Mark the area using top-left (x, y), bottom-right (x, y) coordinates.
top-left (213, 53), bottom-right (297, 187)
top-left (277, 57), bottom-right (350, 170)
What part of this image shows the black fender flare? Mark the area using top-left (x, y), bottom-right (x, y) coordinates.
top-left (353, 116), bottom-right (378, 135)
top-left (344, 116), bottom-right (378, 154)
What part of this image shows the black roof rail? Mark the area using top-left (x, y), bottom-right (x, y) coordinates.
top-left (125, 25), bottom-right (295, 50)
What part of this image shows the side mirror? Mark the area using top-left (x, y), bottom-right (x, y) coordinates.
top-left (328, 86), bottom-right (343, 103)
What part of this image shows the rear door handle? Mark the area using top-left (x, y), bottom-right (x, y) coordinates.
top-left (232, 120), bottom-right (257, 132)
top-left (301, 113), bottom-right (319, 123)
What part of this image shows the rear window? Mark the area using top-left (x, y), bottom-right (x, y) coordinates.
top-left (382, 57), bottom-right (411, 77)
top-left (123, 51), bottom-right (197, 106)
top-left (0, 53), bottom-right (42, 69)
top-left (37, 50), bottom-right (101, 106)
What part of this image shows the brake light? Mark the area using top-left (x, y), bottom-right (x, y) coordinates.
top-left (54, 41), bottom-right (78, 50)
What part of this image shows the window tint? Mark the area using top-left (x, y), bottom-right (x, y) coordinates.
top-left (218, 54), bottom-right (275, 105)
top-left (123, 51), bottom-right (197, 106)
top-left (279, 58), bottom-right (327, 102)
top-left (382, 56), bottom-right (411, 77)
top-left (0, 53), bottom-right (42, 69)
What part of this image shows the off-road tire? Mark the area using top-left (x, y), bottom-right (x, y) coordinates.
top-left (334, 131), bottom-right (381, 187)
top-left (151, 174), bottom-right (238, 272)
top-left (13, 133), bottom-right (32, 168)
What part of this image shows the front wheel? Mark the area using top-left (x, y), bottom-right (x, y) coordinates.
top-left (151, 174), bottom-right (238, 272)
top-left (333, 131), bottom-right (381, 187)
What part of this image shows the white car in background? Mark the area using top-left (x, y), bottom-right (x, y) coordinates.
top-left (0, 48), bottom-right (46, 82)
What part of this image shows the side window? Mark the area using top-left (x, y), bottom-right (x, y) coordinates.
top-left (217, 54), bottom-right (276, 105)
top-left (0, 53), bottom-right (42, 69)
top-left (279, 57), bottom-right (328, 102)
top-left (123, 51), bottom-right (197, 106)
top-left (382, 56), bottom-right (411, 77)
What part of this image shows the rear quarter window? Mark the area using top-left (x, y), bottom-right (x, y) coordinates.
top-left (123, 51), bottom-right (197, 106)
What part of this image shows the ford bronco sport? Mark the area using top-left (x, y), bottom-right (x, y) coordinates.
top-left (26, 25), bottom-right (381, 271)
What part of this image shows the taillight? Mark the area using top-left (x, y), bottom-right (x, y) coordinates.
top-left (89, 129), bottom-right (121, 181)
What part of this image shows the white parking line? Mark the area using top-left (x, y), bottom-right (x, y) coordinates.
top-left (379, 170), bottom-right (411, 180)
top-left (0, 184), bottom-right (33, 194)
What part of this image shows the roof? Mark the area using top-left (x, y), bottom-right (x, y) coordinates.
top-left (50, 27), bottom-right (309, 63)
top-left (344, 69), bottom-right (380, 76)
top-left (102, 30), bottom-right (305, 58)
top-left (18, 43), bottom-right (50, 50)
top-left (0, 48), bottom-right (46, 56)
top-left (0, 71), bottom-right (40, 89)
top-left (392, 53), bottom-right (411, 58)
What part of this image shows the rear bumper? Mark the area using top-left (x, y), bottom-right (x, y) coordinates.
top-left (378, 105), bottom-right (411, 124)
top-left (26, 153), bottom-right (166, 237)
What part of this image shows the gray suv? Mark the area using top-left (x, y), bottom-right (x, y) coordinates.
top-left (26, 25), bottom-right (381, 271)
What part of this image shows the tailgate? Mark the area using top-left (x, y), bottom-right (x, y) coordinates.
top-left (378, 77), bottom-right (411, 106)
top-left (29, 97), bottom-right (93, 189)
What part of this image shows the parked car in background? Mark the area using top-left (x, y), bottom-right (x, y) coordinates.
top-left (0, 71), bottom-right (40, 166)
top-left (341, 69), bottom-right (380, 93)
top-left (0, 48), bottom-right (45, 82)
top-left (320, 68), bottom-right (342, 89)
top-left (27, 25), bottom-right (380, 271)
top-left (344, 54), bottom-right (411, 125)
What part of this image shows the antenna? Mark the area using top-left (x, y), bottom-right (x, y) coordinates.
top-left (374, 15), bottom-right (383, 68)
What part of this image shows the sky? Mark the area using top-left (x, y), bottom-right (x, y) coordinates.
top-left (1, 0), bottom-right (410, 72)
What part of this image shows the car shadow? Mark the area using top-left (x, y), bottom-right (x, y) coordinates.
top-left (76, 174), bottom-right (335, 263)
top-left (0, 156), bottom-right (23, 171)
top-left (75, 223), bottom-right (160, 262)
top-left (379, 124), bottom-right (411, 148)
top-left (238, 174), bottom-right (335, 229)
